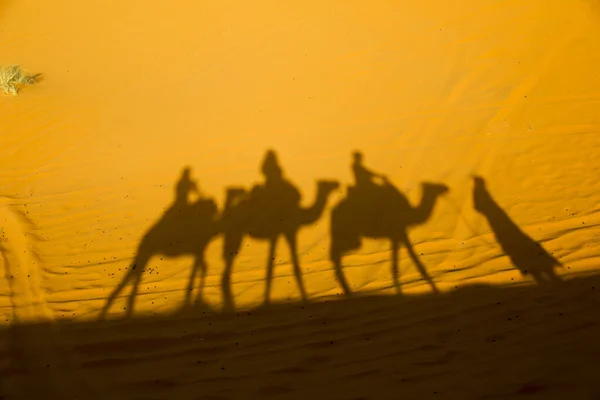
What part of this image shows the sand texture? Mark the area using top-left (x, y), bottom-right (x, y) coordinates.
top-left (2, 0), bottom-right (600, 398)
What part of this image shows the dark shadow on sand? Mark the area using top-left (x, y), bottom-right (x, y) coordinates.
top-left (473, 176), bottom-right (564, 286)
top-left (2, 273), bottom-right (600, 399)
top-left (100, 167), bottom-right (221, 319)
top-left (220, 150), bottom-right (339, 311)
top-left (330, 151), bottom-right (449, 296)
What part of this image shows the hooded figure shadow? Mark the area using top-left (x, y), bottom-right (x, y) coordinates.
top-left (472, 176), bottom-right (563, 286)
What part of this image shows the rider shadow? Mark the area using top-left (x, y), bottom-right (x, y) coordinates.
top-left (99, 167), bottom-right (221, 320)
top-left (219, 150), bottom-right (339, 312)
top-left (330, 151), bottom-right (449, 297)
top-left (472, 176), bottom-right (564, 286)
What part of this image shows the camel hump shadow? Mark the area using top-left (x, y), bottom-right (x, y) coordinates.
top-left (151, 197), bottom-right (220, 246)
top-left (472, 176), bottom-right (563, 286)
top-left (345, 180), bottom-right (449, 233)
top-left (331, 178), bottom-right (449, 296)
top-left (251, 179), bottom-right (301, 204)
top-left (245, 179), bottom-right (303, 229)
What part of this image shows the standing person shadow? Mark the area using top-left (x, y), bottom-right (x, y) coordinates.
top-left (330, 151), bottom-right (449, 296)
top-left (472, 175), bottom-right (564, 286)
top-left (220, 150), bottom-right (339, 311)
top-left (99, 166), bottom-right (221, 320)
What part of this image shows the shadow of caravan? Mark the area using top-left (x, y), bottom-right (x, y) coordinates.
top-left (100, 150), bottom-right (452, 318)
top-left (330, 151), bottom-right (449, 296)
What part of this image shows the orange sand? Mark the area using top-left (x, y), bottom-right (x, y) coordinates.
top-left (1, 0), bottom-right (600, 398)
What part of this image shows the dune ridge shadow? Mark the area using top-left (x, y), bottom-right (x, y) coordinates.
top-left (2, 272), bottom-right (600, 399)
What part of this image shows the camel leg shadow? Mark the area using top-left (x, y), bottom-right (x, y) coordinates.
top-left (183, 255), bottom-right (208, 310)
top-left (196, 255), bottom-right (208, 305)
top-left (100, 251), bottom-right (151, 319)
top-left (391, 239), bottom-right (401, 294)
top-left (284, 231), bottom-right (307, 303)
top-left (530, 269), bottom-right (563, 287)
top-left (400, 231), bottom-right (439, 294)
top-left (332, 253), bottom-right (352, 296)
top-left (330, 234), bottom-right (361, 297)
top-left (264, 236), bottom-right (278, 306)
top-left (221, 231), bottom-right (243, 312)
top-left (183, 258), bottom-right (199, 309)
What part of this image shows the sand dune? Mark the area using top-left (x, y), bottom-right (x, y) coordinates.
top-left (2, 0), bottom-right (600, 398)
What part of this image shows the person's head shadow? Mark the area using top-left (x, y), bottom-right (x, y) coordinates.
top-left (219, 149), bottom-right (339, 312)
top-left (330, 151), bottom-right (449, 297)
top-left (472, 175), bottom-right (563, 286)
top-left (261, 149), bottom-right (284, 182)
top-left (99, 166), bottom-right (221, 320)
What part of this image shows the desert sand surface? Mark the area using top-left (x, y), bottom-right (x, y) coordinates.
top-left (2, 0), bottom-right (600, 398)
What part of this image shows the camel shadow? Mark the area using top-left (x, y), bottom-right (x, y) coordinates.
top-left (472, 176), bottom-right (564, 286)
top-left (330, 152), bottom-right (449, 296)
top-left (219, 150), bottom-right (339, 311)
top-left (99, 167), bottom-right (221, 320)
